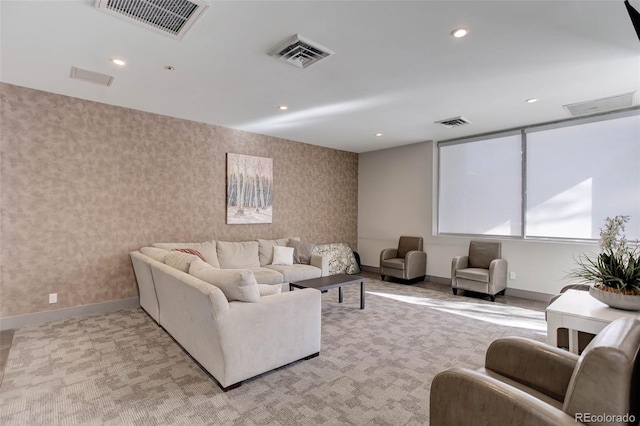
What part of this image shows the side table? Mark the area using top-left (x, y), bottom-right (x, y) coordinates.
top-left (546, 289), bottom-right (640, 354)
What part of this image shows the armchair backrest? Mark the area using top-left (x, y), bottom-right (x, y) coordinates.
top-left (397, 236), bottom-right (423, 258)
top-left (468, 241), bottom-right (501, 269)
top-left (563, 317), bottom-right (640, 421)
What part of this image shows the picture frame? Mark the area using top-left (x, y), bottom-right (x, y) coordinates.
top-left (226, 153), bottom-right (273, 224)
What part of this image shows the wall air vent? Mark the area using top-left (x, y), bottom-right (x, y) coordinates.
top-left (70, 66), bottom-right (114, 87)
top-left (268, 34), bottom-right (334, 69)
top-left (95, 0), bottom-right (209, 40)
top-left (563, 92), bottom-right (636, 117)
top-left (435, 116), bottom-right (472, 128)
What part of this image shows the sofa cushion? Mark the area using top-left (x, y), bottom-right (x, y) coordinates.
top-left (140, 246), bottom-right (168, 262)
top-left (272, 246), bottom-right (294, 266)
top-left (248, 267), bottom-right (284, 285)
top-left (312, 242), bottom-right (360, 275)
top-left (217, 241), bottom-right (260, 269)
top-left (258, 283), bottom-right (282, 297)
top-left (288, 239), bottom-right (315, 265)
top-left (265, 264), bottom-right (322, 282)
top-left (257, 238), bottom-right (290, 266)
top-left (152, 241), bottom-right (220, 268)
top-left (189, 260), bottom-right (260, 303)
top-left (164, 251), bottom-right (200, 273)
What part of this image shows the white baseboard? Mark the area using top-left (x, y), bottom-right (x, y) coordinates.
top-left (0, 298), bottom-right (140, 330)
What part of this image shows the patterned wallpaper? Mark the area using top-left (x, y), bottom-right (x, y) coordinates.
top-left (0, 83), bottom-right (358, 318)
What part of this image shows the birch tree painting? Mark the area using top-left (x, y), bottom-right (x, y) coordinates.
top-left (226, 153), bottom-right (273, 224)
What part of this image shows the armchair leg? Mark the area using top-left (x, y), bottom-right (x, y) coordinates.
top-left (490, 295), bottom-right (496, 302)
top-left (452, 288), bottom-right (458, 295)
top-left (380, 275), bottom-right (385, 281)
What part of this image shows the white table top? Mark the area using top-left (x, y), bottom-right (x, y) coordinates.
top-left (547, 289), bottom-right (640, 322)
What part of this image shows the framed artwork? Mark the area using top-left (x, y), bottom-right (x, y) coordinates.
top-left (226, 153), bottom-right (273, 224)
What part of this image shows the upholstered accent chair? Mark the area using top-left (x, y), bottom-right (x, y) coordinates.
top-left (430, 317), bottom-right (640, 425)
top-left (451, 240), bottom-right (507, 302)
top-left (379, 236), bottom-right (427, 282)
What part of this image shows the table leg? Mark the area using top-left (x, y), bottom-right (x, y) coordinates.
top-left (568, 329), bottom-right (579, 354)
top-left (360, 280), bottom-right (365, 309)
top-left (339, 286), bottom-right (343, 303)
top-left (546, 311), bottom-right (559, 348)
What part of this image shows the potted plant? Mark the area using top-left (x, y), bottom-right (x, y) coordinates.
top-left (568, 215), bottom-right (640, 310)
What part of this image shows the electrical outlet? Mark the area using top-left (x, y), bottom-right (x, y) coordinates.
top-left (49, 293), bottom-right (57, 304)
top-left (509, 272), bottom-right (516, 280)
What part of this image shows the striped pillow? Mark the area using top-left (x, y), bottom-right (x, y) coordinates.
top-left (172, 248), bottom-right (206, 262)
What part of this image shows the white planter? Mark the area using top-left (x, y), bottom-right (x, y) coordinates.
top-left (589, 285), bottom-right (640, 311)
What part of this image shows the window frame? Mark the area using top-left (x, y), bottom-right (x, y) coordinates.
top-left (436, 107), bottom-right (640, 243)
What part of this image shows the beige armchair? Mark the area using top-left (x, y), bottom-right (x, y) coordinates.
top-left (430, 317), bottom-right (640, 425)
top-left (380, 236), bottom-right (426, 282)
top-left (451, 240), bottom-right (507, 302)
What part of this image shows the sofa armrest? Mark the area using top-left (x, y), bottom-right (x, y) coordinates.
top-left (380, 248), bottom-right (398, 262)
top-left (485, 337), bottom-right (579, 402)
top-left (310, 253), bottom-right (330, 277)
top-left (430, 368), bottom-right (578, 426)
top-left (130, 251), bottom-right (161, 322)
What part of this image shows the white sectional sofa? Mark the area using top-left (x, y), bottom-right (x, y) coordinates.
top-left (129, 237), bottom-right (325, 390)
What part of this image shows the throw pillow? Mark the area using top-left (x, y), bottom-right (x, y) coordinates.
top-left (257, 238), bottom-right (290, 266)
top-left (152, 241), bottom-right (220, 268)
top-left (164, 251), bottom-right (200, 273)
top-left (288, 240), bottom-right (315, 264)
top-left (140, 246), bottom-right (169, 262)
top-left (272, 246), bottom-right (294, 266)
top-left (189, 260), bottom-right (260, 303)
top-left (258, 283), bottom-right (282, 297)
top-left (172, 248), bottom-right (206, 262)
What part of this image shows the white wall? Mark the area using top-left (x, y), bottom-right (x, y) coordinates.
top-left (358, 141), bottom-right (597, 297)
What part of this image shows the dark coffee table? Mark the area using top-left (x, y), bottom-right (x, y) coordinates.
top-left (290, 274), bottom-right (365, 309)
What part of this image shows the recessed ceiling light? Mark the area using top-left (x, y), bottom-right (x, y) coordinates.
top-left (111, 58), bottom-right (126, 66)
top-left (278, 105), bottom-right (288, 111)
top-left (451, 28), bottom-right (469, 38)
top-left (375, 132), bottom-right (383, 137)
top-left (526, 98), bottom-right (539, 103)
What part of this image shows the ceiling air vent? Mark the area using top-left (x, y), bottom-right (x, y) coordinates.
top-left (435, 116), bottom-right (472, 128)
top-left (95, 0), bottom-right (209, 40)
top-left (70, 66), bottom-right (114, 87)
top-left (268, 34), bottom-right (334, 69)
top-left (564, 92), bottom-right (636, 117)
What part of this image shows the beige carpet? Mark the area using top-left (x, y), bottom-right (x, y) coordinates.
top-left (0, 277), bottom-right (547, 425)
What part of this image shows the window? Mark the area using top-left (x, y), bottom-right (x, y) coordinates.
top-left (438, 133), bottom-right (522, 236)
top-left (437, 110), bottom-right (640, 241)
top-left (526, 114), bottom-right (640, 240)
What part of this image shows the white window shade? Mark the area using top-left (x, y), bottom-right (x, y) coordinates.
top-left (438, 134), bottom-right (522, 236)
top-left (525, 114), bottom-right (640, 240)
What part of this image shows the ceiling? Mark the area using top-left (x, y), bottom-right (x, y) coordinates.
top-left (1, 0), bottom-right (639, 153)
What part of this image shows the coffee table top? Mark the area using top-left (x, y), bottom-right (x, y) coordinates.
top-left (290, 274), bottom-right (364, 291)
